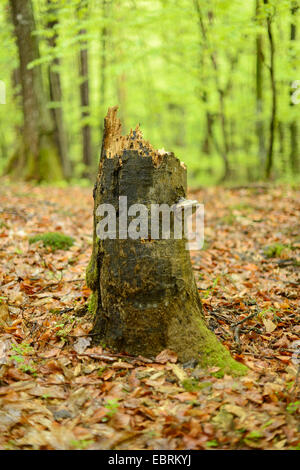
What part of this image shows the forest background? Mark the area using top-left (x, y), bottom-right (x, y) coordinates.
top-left (0, 0), bottom-right (299, 187)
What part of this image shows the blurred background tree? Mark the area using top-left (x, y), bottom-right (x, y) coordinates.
top-left (0, 0), bottom-right (299, 186)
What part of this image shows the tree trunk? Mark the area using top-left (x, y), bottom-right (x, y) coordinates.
top-left (193, 0), bottom-right (231, 181)
top-left (86, 106), bottom-right (247, 375)
top-left (99, 0), bottom-right (108, 134)
top-left (255, 0), bottom-right (266, 166)
top-left (264, 0), bottom-right (276, 180)
top-left (79, 29), bottom-right (92, 175)
top-left (116, 73), bottom-right (127, 130)
top-left (290, 1), bottom-right (299, 173)
top-left (9, 0), bottom-right (63, 182)
top-left (78, 0), bottom-right (92, 177)
top-left (47, 0), bottom-right (71, 179)
top-left (278, 120), bottom-right (287, 172)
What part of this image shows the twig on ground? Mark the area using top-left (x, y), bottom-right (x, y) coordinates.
top-left (234, 325), bottom-right (242, 351)
top-left (232, 312), bottom-right (258, 327)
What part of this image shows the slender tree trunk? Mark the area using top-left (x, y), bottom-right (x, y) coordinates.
top-left (6, 68), bottom-right (25, 170)
top-left (278, 120), bottom-right (287, 171)
top-left (201, 95), bottom-right (214, 155)
top-left (290, 1), bottom-right (299, 173)
top-left (116, 73), bottom-right (127, 130)
top-left (100, 0), bottom-right (108, 134)
top-left (78, 1), bottom-right (92, 177)
top-left (168, 103), bottom-right (186, 148)
top-left (9, 0), bottom-right (63, 181)
top-left (113, 0), bottom-right (126, 131)
top-left (47, 0), bottom-right (71, 179)
top-left (0, 125), bottom-right (7, 161)
top-left (160, 0), bottom-right (186, 151)
top-left (255, 0), bottom-right (266, 166)
top-left (193, 0), bottom-right (231, 181)
top-left (86, 106), bottom-right (247, 375)
top-left (79, 31), bottom-right (92, 174)
top-left (193, 17), bottom-right (214, 156)
top-left (264, 0), bottom-right (276, 180)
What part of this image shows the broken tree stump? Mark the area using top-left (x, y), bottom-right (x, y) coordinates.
top-left (86, 106), bottom-right (246, 374)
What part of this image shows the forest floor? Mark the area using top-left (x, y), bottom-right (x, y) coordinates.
top-left (0, 180), bottom-right (299, 450)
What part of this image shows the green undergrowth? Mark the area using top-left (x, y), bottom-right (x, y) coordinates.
top-left (263, 243), bottom-right (290, 258)
top-left (29, 232), bottom-right (74, 251)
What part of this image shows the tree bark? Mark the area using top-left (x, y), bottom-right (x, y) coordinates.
top-left (47, 0), bottom-right (71, 179)
top-left (264, 0), bottom-right (276, 180)
top-left (86, 106), bottom-right (247, 375)
top-left (99, 0), bottom-right (108, 134)
top-left (193, 0), bottom-right (231, 181)
top-left (255, 0), bottom-right (266, 166)
top-left (9, 0), bottom-right (63, 182)
top-left (78, 0), bottom-right (92, 177)
top-left (290, 1), bottom-right (299, 173)
top-left (79, 29), bottom-right (92, 175)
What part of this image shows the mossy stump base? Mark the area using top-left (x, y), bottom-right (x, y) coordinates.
top-left (87, 107), bottom-right (247, 376)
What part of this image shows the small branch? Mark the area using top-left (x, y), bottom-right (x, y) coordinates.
top-left (231, 312), bottom-right (258, 328)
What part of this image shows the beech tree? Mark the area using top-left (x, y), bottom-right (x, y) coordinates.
top-left (263, 0), bottom-right (276, 180)
top-left (78, 0), bottom-right (92, 177)
top-left (255, 0), bottom-right (266, 166)
top-left (290, 1), bottom-right (299, 173)
top-left (47, 0), bottom-right (71, 179)
top-left (8, 0), bottom-right (63, 181)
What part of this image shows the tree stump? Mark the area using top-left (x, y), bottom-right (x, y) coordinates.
top-left (87, 107), bottom-right (246, 375)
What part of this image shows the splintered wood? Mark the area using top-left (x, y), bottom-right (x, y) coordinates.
top-left (102, 106), bottom-right (167, 166)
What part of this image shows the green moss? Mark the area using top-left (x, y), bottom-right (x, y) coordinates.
top-left (195, 318), bottom-right (248, 376)
top-left (23, 138), bottom-right (63, 183)
top-left (88, 291), bottom-right (98, 316)
top-left (29, 232), bottom-right (74, 251)
top-left (206, 440), bottom-right (219, 448)
top-left (39, 145), bottom-right (63, 182)
top-left (70, 439), bottom-right (94, 450)
top-left (182, 378), bottom-right (212, 392)
top-left (263, 243), bottom-right (290, 258)
top-left (182, 378), bottom-right (200, 392)
top-left (86, 255), bottom-right (98, 290)
top-left (25, 151), bottom-right (36, 181)
top-left (200, 346), bottom-right (247, 377)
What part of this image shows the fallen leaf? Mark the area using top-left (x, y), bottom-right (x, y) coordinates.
top-left (263, 318), bottom-right (277, 333)
top-left (73, 336), bottom-right (91, 354)
top-left (155, 349), bottom-right (178, 364)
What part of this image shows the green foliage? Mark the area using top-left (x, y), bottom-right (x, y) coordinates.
top-left (97, 366), bottom-right (106, 377)
top-left (286, 401), bottom-right (300, 414)
top-left (263, 243), bottom-right (290, 258)
top-left (29, 232), bottom-right (74, 251)
top-left (100, 398), bottom-right (120, 422)
top-left (0, 0), bottom-right (299, 184)
top-left (10, 342), bottom-right (37, 375)
top-left (70, 439), bottom-right (94, 450)
top-left (203, 276), bottom-right (221, 299)
top-left (246, 430), bottom-right (263, 440)
top-left (206, 439), bottom-right (219, 448)
top-left (11, 342), bottom-right (33, 355)
top-left (244, 430), bottom-right (263, 446)
top-left (104, 398), bottom-right (119, 418)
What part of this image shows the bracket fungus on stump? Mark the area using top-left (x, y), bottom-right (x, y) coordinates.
top-left (86, 106), bottom-right (247, 375)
